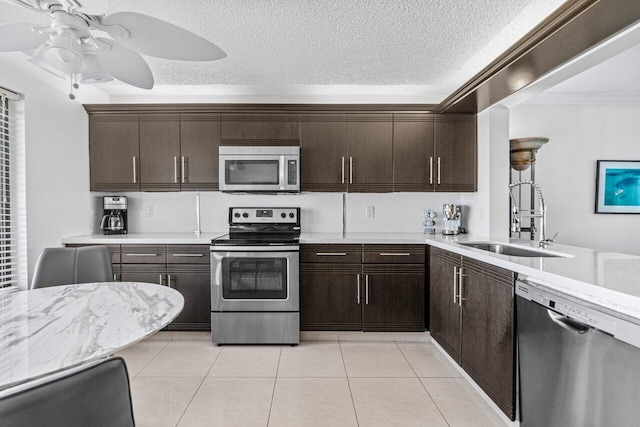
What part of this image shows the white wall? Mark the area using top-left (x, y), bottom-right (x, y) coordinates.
top-left (0, 52), bottom-right (108, 288)
top-left (345, 193), bottom-right (462, 233)
top-left (462, 106), bottom-right (510, 238)
top-left (93, 191), bottom-right (466, 235)
top-left (510, 104), bottom-right (640, 255)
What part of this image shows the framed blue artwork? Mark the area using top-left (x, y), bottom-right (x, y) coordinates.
top-left (595, 160), bottom-right (640, 213)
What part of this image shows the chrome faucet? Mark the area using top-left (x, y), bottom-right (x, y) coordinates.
top-left (508, 181), bottom-right (554, 248)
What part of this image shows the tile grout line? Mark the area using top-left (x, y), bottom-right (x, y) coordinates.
top-left (173, 341), bottom-right (225, 427)
top-left (266, 346), bottom-right (283, 427)
top-left (338, 341), bottom-right (361, 427)
top-left (395, 342), bottom-right (452, 427)
top-left (131, 339), bottom-right (171, 379)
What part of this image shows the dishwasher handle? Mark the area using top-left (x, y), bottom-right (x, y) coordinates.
top-left (547, 310), bottom-right (590, 334)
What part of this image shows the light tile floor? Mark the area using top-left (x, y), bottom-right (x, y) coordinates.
top-left (116, 333), bottom-right (506, 427)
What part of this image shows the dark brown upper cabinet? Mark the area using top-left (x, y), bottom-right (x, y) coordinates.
top-left (220, 113), bottom-right (300, 145)
top-left (300, 114), bottom-right (348, 192)
top-left (87, 107), bottom-right (475, 193)
top-left (393, 113), bottom-right (476, 192)
top-left (180, 113), bottom-right (221, 191)
top-left (89, 114), bottom-right (140, 192)
top-left (90, 113), bottom-right (221, 192)
top-left (346, 114), bottom-right (393, 193)
top-left (300, 113), bottom-right (393, 193)
top-left (393, 114), bottom-right (434, 192)
top-left (139, 114), bottom-right (181, 191)
top-left (434, 114), bottom-right (477, 192)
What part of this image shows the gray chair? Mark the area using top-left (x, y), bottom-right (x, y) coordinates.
top-left (0, 357), bottom-right (135, 427)
top-left (31, 246), bottom-right (114, 289)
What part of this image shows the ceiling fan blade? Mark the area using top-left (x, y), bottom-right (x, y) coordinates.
top-left (0, 23), bottom-right (48, 52)
top-left (95, 37), bottom-right (154, 89)
top-left (75, 0), bottom-right (109, 16)
top-left (101, 12), bottom-right (226, 61)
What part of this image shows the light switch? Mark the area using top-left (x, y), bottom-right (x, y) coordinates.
top-left (145, 206), bottom-right (154, 218)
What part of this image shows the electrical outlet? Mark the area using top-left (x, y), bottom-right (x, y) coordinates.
top-left (145, 206), bottom-right (154, 218)
top-left (366, 206), bottom-right (375, 219)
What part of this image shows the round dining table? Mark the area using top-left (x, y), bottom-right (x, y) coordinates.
top-left (0, 282), bottom-right (184, 391)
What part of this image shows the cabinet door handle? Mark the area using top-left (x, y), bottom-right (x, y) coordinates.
top-left (458, 267), bottom-right (465, 307)
top-left (174, 156), bottom-right (179, 183)
top-left (167, 274), bottom-right (172, 288)
top-left (316, 252), bottom-right (347, 256)
top-left (125, 253), bottom-right (159, 257)
top-left (132, 156), bottom-right (137, 184)
top-left (379, 253), bottom-right (411, 256)
top-left (453, 266), bottom-right (458, 304)
top-left (349, 157), bottom-right (353, 184)
top-left (437, 157), bottom-right (441, 185)
top-left (159, 274), bottom-right (164, 286)
top-left (341, 157), bottom-right (345, 184)
top-left (365, 274), bottom-right (369, 305)
top-left (429, 157), bottom-right (433, 184)
top-left (172, 253), bottom-right (204, 257)
top-left (113, 274), bottom-right (117, 282)
top-left (181, 156), bottom-right (187, 183)
top-left (357, 274), bottom-right (361, 305)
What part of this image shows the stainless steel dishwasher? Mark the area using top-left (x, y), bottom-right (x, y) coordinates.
top-left (516, 279), bottom-right (640, 427)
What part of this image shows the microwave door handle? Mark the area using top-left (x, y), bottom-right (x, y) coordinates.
top-left (280, 155), bottom-right (286, 190)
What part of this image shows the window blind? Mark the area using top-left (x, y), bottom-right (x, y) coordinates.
top-left (0, 93), bottom-right (15, 288)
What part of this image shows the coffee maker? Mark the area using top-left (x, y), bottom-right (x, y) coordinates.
top-left (442, 204), bottom-right (462, 235)
top-left (100, 196), bottom-right (128, 235)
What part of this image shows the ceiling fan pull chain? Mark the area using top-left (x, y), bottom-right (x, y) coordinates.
top-left (68, 74), bottom-right (78, 100)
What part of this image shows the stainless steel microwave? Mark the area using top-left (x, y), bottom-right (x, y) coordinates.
top-left (219, 146), bottom-right (300, 192)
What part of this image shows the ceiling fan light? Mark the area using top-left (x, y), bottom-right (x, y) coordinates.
top-left (28, 44), bottom-right (67, 79)
top-left (43, 28), bottom-right (85, 73)
top-left (80, 52), bottom-right (113, 84)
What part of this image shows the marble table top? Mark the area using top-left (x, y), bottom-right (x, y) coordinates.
top-left (0, 282), bottom-right (184, 390)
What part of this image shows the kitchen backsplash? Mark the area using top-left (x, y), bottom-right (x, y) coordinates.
top-left (92, 192), bottom-right (462, 234)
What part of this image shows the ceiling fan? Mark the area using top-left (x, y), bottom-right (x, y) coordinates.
top-left (0, 0), bottom-right (226, 92)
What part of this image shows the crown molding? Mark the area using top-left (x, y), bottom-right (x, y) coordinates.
top-left (440, 0), bottom-right (640, 113)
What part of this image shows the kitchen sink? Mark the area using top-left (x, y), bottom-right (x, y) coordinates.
top-left (458, 242), bottom-right (568, 258)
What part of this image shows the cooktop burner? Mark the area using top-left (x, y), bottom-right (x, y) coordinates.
top-left (211, 207), bottom-right (301, 246)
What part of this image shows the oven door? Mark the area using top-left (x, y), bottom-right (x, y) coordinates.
top-left (211, 246), bottom-right (299, 312)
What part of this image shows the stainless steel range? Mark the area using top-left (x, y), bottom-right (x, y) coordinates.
top-left (210, 207), bottom-right (300, 345)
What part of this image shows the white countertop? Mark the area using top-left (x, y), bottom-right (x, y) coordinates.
top-left (62, 232), bottom-right (227, 245)
top-left (62, 232), bottom-right (640, 324)
top-left (0, 282), bottom-right (184, 390)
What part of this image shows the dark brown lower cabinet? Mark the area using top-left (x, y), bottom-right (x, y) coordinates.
top-left (119, 263), bottom-right (166, 285)
top-left (362, 264), bottom-right (425, 332)
top-left (460, 258), bottom-right (515, 421)
top-left (166, 264), bottom-right (211, 330)
top-left (119, 244), bottom-right (211, 331)
top-left (429, 247), bottom-right (516, 420)
top-left (300, 263), bottom-right (362, 330)
top-left (300, 244), bottom-right (426, 332)
top-left (429, 248), bottom-right (462, 359)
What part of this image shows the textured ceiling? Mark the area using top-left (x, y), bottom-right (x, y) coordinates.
top-left (0, 0), bottom-right (565, 101)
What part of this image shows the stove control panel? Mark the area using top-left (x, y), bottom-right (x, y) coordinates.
top-left (229, 207), bottom-right (299, 224)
